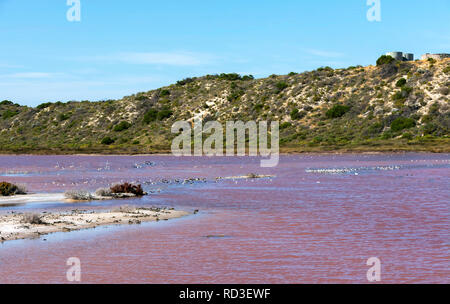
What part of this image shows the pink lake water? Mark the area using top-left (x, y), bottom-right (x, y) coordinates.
top-left (0, 154), bottom-right (448, 284)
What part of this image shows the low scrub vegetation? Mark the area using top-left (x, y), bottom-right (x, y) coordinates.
top-left (113, 205), bottom-right (138, 213)
top-left (21, 213), bottom-right (44, 225)
top-left (160, 89), bottom-right (171, 97)
top-left (205, 73), bottom-right (254, 81)
top-left (0, 59), bottom-right (448, 154)
top-left (113, 121), bottom-right (132, 132)
top-left (157, 109), bottom-right (173, 120)
top-left (95, 187), bottom-right (112, 197)
top-left (0, 182), bottom-right (27, 196)
top-left (176, 77), bottom-right (196, 86)
top-left (64, 190), bottom-right (93, 201)
top-left (101, 137), bottom-right (115, 145)
top-left (2, 110), bottom-right (19, 119)
top-left (275, 81), bottom-right (289, 93)
top-left (36, 102), bottom-right (53, 110)
top-left (143, 109), bottom-right (158, 123)
top-left (326, 105), bottom-right (351, 119)
top-left (0, 100), bottom-right (14, 106)
top-left (376, 55), bottom-right (396, 66)
top-left (143, 108), bottom-right (173, 123)
top-left (391, 117), bottom-right (416, 132)
top-left (396, 78), bottom-right (407, 87)
top-left (110, 183), bottom-right (144, 196)
top-left (58, 112), bottom-right (71, 121)
top-left (290, 108), bottom-right (306, 120)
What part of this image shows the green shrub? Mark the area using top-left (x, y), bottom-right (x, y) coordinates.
top-left (101, 137), bottom-right (115, 145)
top-left (0, 100), bottom-right (13, 106)
top-left (402, 132), bottom-right (414, 140)
top-left (0, 182), bottom-right (18, 196)
top-left (317, 66), bottom-right (333, 72)
top-left (421, 115), bottom-right (433, 124)
top-left (135, 95), bottom-right (147, 101)
top-left (428, 103), bottom-right (440, 115)
top-left (396, 78), bottom-right (407, 87)
top-left (392, 87), bottom-right (412, 102)
top-left (367, 122), bottom-right (384, 135)
top-left (176, 77), bottom-right (196, 86)
top-left (228, 90), bottom-right (244, 102)
top-left (160, 89), bottom-right (170, 97)
top-left (157, 109), bottom-right (173, 120)
top-left (423, 123), bottom-right (438, 135)
top-left (326, 105), bottom-right (350, 119)
top-left (376, 55), bottom-right (395, 66)
top-left (381, 131), bottom-right (394, 139)
top-left (113, 121), bottom-right (131, 132)
top-left (391, 117), bottom-right (416, 132)
top-left (36, 102), bottom-right (52, 110)
top-left (402, 86), bottom-right (413, 95)
top-left (312, 136), bottom-right (323, 143)
top-left (143, 108), bottom-right (173, 122)
top-left (392, 91), bottom-right (404, 101)
top-left (443, 66), bottom-right (450, 74)
top-left (218, 73), bottom-right (242, 81)
top-left (2, 110), bottom-right (18, 119)
top-left (58, 112), bottom-right (71, 121)
top-left (280, 122), bottom-right (292, 129)
top-left (290, 109), bottom-right (305, 120)
top-left (143, 109), bottom-right (158, 124)
top-left (275, 82), bottom-right (289, 93)
top-left (254, 104), bottom-right (264, 112)
top-left (204, 73), bottom-right (252, 82)
top-left (241, 75), bottom-right (255, 81)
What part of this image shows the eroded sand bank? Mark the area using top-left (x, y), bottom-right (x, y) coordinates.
top-left (0, 192), bottom-right (142, 206)
top-left (0, 207), bottom-right (190, 242)
top-left (0, 193), bottom-right (66, 205)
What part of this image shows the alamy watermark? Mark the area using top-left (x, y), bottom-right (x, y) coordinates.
top-left (366, 257), bottom-right (381, 282)
top-left (171, 119), bottom-right (279, 168)
top-left (67, 0), bottom-right (81, 22)
top-left (367, 0), bottom-right (381, 22)
top-left (66, 257), bottom-right (81, 282)
top-left (65, 0), bottom-right (381, 23)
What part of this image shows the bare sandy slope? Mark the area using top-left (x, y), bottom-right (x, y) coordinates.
top-left (0, 207), bottom-right (190, 242)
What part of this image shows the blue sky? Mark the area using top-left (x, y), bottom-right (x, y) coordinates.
top-left (0, 0), bottom-right (449, 106)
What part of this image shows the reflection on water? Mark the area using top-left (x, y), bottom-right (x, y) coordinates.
top-left (0, 203), bottom-right (24, 208)
top-left (0, 154), bottom-right (449, 283)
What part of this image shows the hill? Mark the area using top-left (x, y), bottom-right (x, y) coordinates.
top-left (0, 58), bottom-right (449, 154)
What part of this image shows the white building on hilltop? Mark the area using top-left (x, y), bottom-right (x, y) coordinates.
top-left (421, 53), bottom-right (450, 60)
top-left (385, 52), bottom-right (414, 61)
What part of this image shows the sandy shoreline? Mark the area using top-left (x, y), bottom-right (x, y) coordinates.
top-left (0, 192), bottom-right (145, 206)
top-left (0, 207), bottom-right (190, 242)
top-left (0, 193), bottom-right (66, 206)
